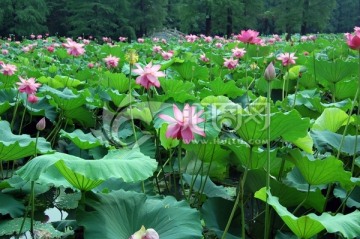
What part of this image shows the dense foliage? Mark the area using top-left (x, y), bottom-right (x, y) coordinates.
top-left (0, 0), bottom-right (359, 39)
top-left (0, 27), bottom-right (360, 238)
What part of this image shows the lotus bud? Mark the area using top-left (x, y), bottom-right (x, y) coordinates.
top-left (142, 228), bottom-right (159, 239)
top-left (264, 62), bottom-right (276, 81)
top-left (36, 117), bottom-right (46, 131)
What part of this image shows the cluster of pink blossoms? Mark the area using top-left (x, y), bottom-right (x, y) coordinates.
top-left (345, 26), bottom-right (360, 50)
top-left (62, 38), bottom-right (85, 56)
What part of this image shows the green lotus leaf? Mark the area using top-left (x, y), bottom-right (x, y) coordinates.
top-left (0, 121), bottom-right (53, 161)
top-left (311, 130), bottom-right (360, 156)
top-left (0, 193), bottom-right (24, 218)
top-left (256, 188), bottom-right (360, 239)
top-left (172, 61), bottom-right (209, 81)
top-left (60, 129), bottom-right (103, 149)
top-left (16, 149), bottom-right (158, 191)
top-left (37, 75), bottom-right (83, 88)
top-left (182, 173), bottom-right (234, 201)
top-left (77, 190), bottom-right (202, 239)
top-left (24, 96), bottom-right (57, 122)
top-left (286, 149), bottom-right (352, 189)
top-left (201, 197), bottom-right (241, 239)
top-left (159, 124), bottom-right (179, 149)
top-left (246, 169), bottom-right (325, 212)
top-left (107, 89), bottom-right (131, 107)
top-left (63, 106), bottom-right (96, 128)
top-left (255, 188), bottom-right (324, 239)
top-left (334, 186), bottom-right (360, 209)
top-left (200, 77), bottom-right (246, 99)
top-left (40, 85), bottom-right (88, 110)
top-left (101, 71), bottom-right (129, 93)
top-left (335, 78), bottom-right (358, 100)
top-left (0, 218), bottom-right (65, 237)
top-left (310, 59), bottom-right (357, 83)
top-left (0, 101), bottom-right (11, 115)
top-left (312, 108), bottom-right (354, 132)
top-left (292, 133), bottom-right (314, 154)
top-left (236, 110), bottom-right (310, 145)
top-left (159, 78), bottom-right (197, 102)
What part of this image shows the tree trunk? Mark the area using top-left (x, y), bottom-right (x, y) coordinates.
top-left (226, 7), bottom-right (233, 37)
top-left (300, 0), bottom-right (309, 35)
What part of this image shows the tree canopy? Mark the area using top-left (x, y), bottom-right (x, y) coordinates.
top-left (0, 0), bottom-right (359, 39)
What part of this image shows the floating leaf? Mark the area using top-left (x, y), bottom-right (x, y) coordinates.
top-left (78, 190), bottom-right (202, 239)
top-left (40, 86), bottom-right (88, 110)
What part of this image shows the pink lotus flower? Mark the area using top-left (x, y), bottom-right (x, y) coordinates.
top-left (215, 42), bottom-right (223, 48)
top-left (129, 226), bottom-right (159, 239)
top-left (16, 77), bottom-right (41, 94)
top-left (161, 39), bottom-right (167, 44)
top-left (37, 35), bottom-right (42, 39)
top-left (1, 63), bottom-right (17, 76)
top-left (88, 62), bottom-right (94, 68)
top-left (28, 94), bottom-right (39, 104)
top-left (200, 54), bottom-right (209, 62)
top-left (355, 26), bottom-right (360, 35)
top-left (30, 34), bottom-right (35, 39)
top-left (236, 29), bottom-right (262, 44)
top-left (119, 37), bottom-right (127, 42)
top-left (277, 52), bottom-right (297, 66)
top-left (345, 28), bottom-right (360, 50)
top-left (224, 57), bottom-right (238, 69)
top-left (22, 46), bottom-right (31, 53)
top-left (133, 61), bottom-right (165, 89)
top-left (83, 39), bottom-right (90, 45)
top-left (232, 47), bottom-right (246, 58)
top-left (159, 104), bottom-right (206, 144)
top-left (204, 36), bottom-right (212, 43)
top-left (185, 34), bottom-right (198, 43)
top-left (2, 49), bottom-right (8, 55)
top-left (152, 45), bottom-right (162, 53)
top-left (63, 38), bottom-right (85, 56)
top-left (138, 38), bottom-right (144, 43)
top-left (104, 55), bottom-right (119, 68)
top-left (152, 37), bottom-right (159, 42)
top-left (47, 46), bottom-right (54, 53)
top-left (161, 51), bottom-right (173, 60)
top-left (264, 62), bottom-right (276, 81)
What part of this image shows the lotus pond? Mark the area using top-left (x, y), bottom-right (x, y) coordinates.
top-left (0, 29), bottom-right (360, 239)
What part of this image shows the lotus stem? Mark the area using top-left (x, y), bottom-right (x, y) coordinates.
top-left (10, 91), bottom-right (20, 131)
top-left (264, 80), bottom-right (272, 239)
top-left (30, 180), bottom-right (35, 236)
top-left (18, 100), bottom-right (28, 135)
top-left (178, 141), bottom-right (185, 198)
top-left (128, 63), bottom-right (138, 146)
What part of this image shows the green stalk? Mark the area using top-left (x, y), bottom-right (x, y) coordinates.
top-left (264, 80), bottom-right (272, 239)
top-left (281, 66), bottom-right (289, 101)
top-left (18, 100), bottom-right (28, 134)
top-left (292, 76), bottom-right (300, 108)
top-left (128, 64), bottom-right (138, 146)
top-left (10, 91), bottom-right (20, 130)
top-left (178, 141), bottom-right (185, 198)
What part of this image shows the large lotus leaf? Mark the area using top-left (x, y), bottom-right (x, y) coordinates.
top-left (171, 61), bottom-right (209, 81)
top-left (199, 77), bottom-right (246, 99)
top-left (159, 78), bottom-right (197, 102)
top-left (16, 149), bottom-right (158, 191)
top-left (201, 197), bottom-right (241, 239)
top-left (77, 190), bottom-right (202, 239)
top-left (311, 130), bottom-right (360, 155)
top-left (24, 96), bottom-right (57, 122)
top-left (310, 59), bottom-right (357, 83)
top-left (335, 78), bottom-right (358, 100)
top-left (286, 149), bottom-right (352, 189)
top-left (246, 169), bottom-right (325, 212)
top-left (0, 193), bottom-right (24, 218)
top-left (60, 129), bottom-right (103, 149)
top-left (37, 75), bottom-right (83, 88)
top-left (101, 71), bottom-right (129, 93)
top-left (0, 101), bottom-right (11, 115)
top-left (312, 108), bottom-right (354, 132)
top-left (63, 106), bottom-right (96, 128)
top-left (254, 188), bottom-right (324, 239)
top-left (182, 173), bottom-right (234, 200)
top-left (226, 144), bottom-right (289, 175)
top-left (0, 218), bottom-right (64, 237)
top-left (236, 110), bottom-right (310, 145)
top-left (0, 121), bottom-right (53, 161)
top-left (292, 133), bottom-right (314, 154)
top-left (284, 168), bottom-right (327, 192)
top-left (255, 188), bottom-right (360, 239)
top-left (40, 85), bottom-right (88, 110)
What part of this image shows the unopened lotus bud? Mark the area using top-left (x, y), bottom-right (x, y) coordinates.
top-left (36, 117), bottom-right (46, 131)
top-left (142, 228), bottom-right (159, 239)
top-left (264, 62), bottom-right (276, 81)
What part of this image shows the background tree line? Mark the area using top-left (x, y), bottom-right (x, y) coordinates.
top-left (0, 0), bottom-right (359, 40)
